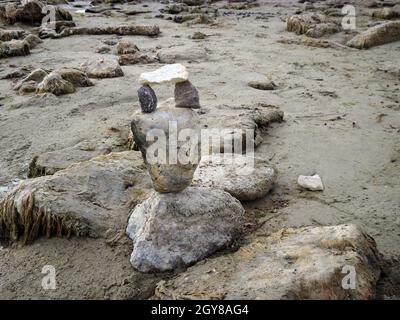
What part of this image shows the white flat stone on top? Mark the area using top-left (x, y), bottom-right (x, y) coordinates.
top-left (138, 63), bottom-right (189, 85)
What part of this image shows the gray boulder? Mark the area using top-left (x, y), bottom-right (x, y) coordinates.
top-left (126, 187), bottom-right (245, 272)
top-left (193, 153), bottom-right (277, 201)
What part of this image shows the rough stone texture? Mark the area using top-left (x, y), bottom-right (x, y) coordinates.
top-left (298, 174), bottom-right (324, 191)
top-left (0, 152), bottom-right (152, 244)
top-left (0, 29), bottom-right (25, 42)
top-left (118, 52), bottom-right (158, 65)
top-left (138, 85), bottom-right (157, 113)
top-left (56, 68), bottom-right (94, 87)
top-left (36, 71), bottom-right (76, 96)
top-left (372, 7), bottom-right (400, 20)
top-left (0, 1), bottom-right (72, 25)
top-left (154, 224), bottom-right (382, 299)
top-left (80, 56), bottom-right (124, 79)
top-left (13, 68), bottom-right (48, 92)
top-left (0, 39), bottom-right (30, 58)
top-left (27, 130), bottom-right (133, 178)
top-left (157, 46), bottom-right (208, 63)
top-left (198, 102), bottom-right (284, 152)
top-left (38, 25), bottom-right (160, 39)
top-left (346, 21), bottom-right (400, 49)
top-left (126, 187), bottom-right (245, 272)
top-left (287, 13), bottom-right (340, 38)
top-left (174, 80), bottom-right (200, 108)
top-left (193, 153), bottom-right (277, 201)
top-left (131, 99), bottom-right (201, 192)
top-left (138, 63), bottom-right (188, 85)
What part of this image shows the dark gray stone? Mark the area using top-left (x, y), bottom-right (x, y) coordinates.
top-left (137, 85), bottom-right (157, 113)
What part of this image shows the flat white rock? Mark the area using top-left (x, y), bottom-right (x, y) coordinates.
top-left (298, 174), bottom-right (324, 191)
top-left (138, 63), bottom-right (188, 85)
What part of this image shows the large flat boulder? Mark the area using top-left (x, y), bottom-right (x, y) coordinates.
top-left (154, 224), bottom-right (382, 299)
top-left (0, 151), bottom-right (152, 244)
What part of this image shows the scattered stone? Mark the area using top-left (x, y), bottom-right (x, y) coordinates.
top-left (28, 134), bottom-right (133, 178)
top-left (13, 68), bottom-right (48, 91)
top-left (131, 99), bottom-right (201, 192)
top-left (116, 41), bottom-right (139, 55)
top-left (157, 46), bottom-right (208, 63)
top-left (190, 31), bottom-right (207, 39)
top-left (372, 7), bottom-right (400, 20)
top-left (278, 36), bottom-right (350, 50)
top-left (346, 21), bottom-right (400, 49)
top-left (38, 25), bottom-right (161, 39)
top-left (193, 154), bottom-right (277, 201)
top-left (248, 80), bottom-right (277, 91)
top-left (298, 174), bottom-right (324, 191)
top-left (36, 71), bottom-right (76, 96)
top-left (0, 152), bottom-right (151, 244)
top-left (0, 39), bottom-right (30, 58)
top-left (138, 63), bottom-right (188, 85)
top-left (80, 57), bottom-right (124, 79)
top-left (95, 45), bottom-right (111, 54)
top-left (118, 52), bottom-right (158, 65)
top-left (56, 67), bottom-right (94, 87)
top-left (138, 85), bottom-right (158, 113)
top-left (154, 224), bottom-right (382, 299)
top-left (174, 80), bottom-right (200, 108)
top-left (126, 187), bottom-right (245, 272)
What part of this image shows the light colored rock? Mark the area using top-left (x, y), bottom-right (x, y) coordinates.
top-left (193, 153), bottom-right (277, 201)
top-left (126, 187), bottom-right (245, 272)
top-left (36, 71), bottom-right (75, 96)
top-left (138, 63), bottom-right (188, 85)
top-left (0, 39), bottom-right (30, 58)
top-left (116, 41), bottom-right (139, 55)
top-left (56, 67), bottom-right (93, 87)
top-left (130, 98), bottom-right (201, 192)
top-left (0, 151), bottom-right (152, 244)
top-left (157, 46), bottom-right (208, 64)
top-left (298, 174), bottom-right (324, 191)
top-left (346, 21), bottom-right (400, 49)
top-left (154, 224), bottom-right (382, 299)
top-left (80, 56), bottom-right (124, 79)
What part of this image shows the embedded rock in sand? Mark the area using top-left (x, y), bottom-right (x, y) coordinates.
top-left (80, 57), bottom-right (124, 79)
top-left (287, 13), bottom-right (340, 38)
top-left (126, 187), bottom-right (245, 272)
top-left (174, 80), bottom-right (200, 108)
top-left (346, 21), bottom-right (400, 49)
top-left (56, 68), bottom-right (94, 87)
top-left (137, 85), bottom-right (157, 113)
top-left (0, 1), bottom-right (72, 25)
top-left (154, 224), bottom-right (382, 299)
top-left (36, 71), bottom-right (76, 96)
top-left (0, 152), bottom-right (152, 244)
top-left (192, 154), bottom-right (277, 201)
top-left (116, 41), bottom-right (139, 55)
top-left (118, 52), bottom-right (158, 66)
top-left (0, 39), bottom-right (30, 58)
top-left (13, 68), bottom-right (48, 92)
top-left (0, 29), bottom-right (25, 41)
top-left (138, 63), bottom-right (188, 85)
top-left (130, 99), bottom-right (201, 192)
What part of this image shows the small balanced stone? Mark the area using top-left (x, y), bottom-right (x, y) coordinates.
top-left (174, 80), bottom-right (200, 109)
top-left (138, 85), bottom-right (157, 113)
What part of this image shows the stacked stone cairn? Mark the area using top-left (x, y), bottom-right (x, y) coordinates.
top-left (127, 64), bottom-right (245, 272)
